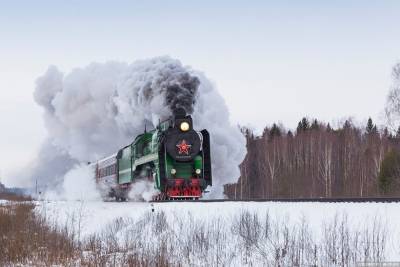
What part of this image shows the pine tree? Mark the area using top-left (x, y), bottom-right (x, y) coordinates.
top-left (296, 121), bottom-right (302, 133)
top-left (366, 118), bottom-right (374, 133)
top-left (343, 120), bottom-right (352, 130)
top-left (366, 117), bottom-right (378, 134)
top-left (262, 126), bottom-right (269, 138)
top-left (269, 123), bottom-right (281, 139)
top-left (297, 117), bottom-right (310, 133)
top-left (378, 149), bottom-right (400, 195)
top-left (326, 123), bottom-right (332, 132)
top-left (311, 119), bottom-right (319, 130)
top-left (302, 117), bottom-right (310, 130)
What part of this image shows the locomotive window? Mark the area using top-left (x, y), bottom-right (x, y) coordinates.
top-left (143, 140), bottom-right (150, 154)
top-left (136, 143), bottom-right (143, 157)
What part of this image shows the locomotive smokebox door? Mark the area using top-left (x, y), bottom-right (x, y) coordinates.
top-left (165, 107), bottom-right (201, 161)
top-left (165, 128), bottom-right (201, 161)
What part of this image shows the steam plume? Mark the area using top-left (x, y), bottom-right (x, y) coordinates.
top-left (28, 56), bottom-right (246, 198)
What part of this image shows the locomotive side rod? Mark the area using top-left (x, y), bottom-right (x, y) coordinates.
top-left (151, 197), bottom-right (400, 203)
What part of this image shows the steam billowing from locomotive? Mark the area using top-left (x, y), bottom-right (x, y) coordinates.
top-left (27, 56), bottom-right (246, 198)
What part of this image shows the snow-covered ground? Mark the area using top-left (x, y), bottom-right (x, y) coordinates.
top-left (35, 201), bottom-right (400, 238)
top-left (35, 200), bottom-right (400, 265)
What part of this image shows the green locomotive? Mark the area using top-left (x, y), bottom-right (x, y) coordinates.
top-left (95, 108), bottom-right (212, 200)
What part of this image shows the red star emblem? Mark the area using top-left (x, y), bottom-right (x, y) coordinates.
top-left (176, 139), bottom-right (192, 155)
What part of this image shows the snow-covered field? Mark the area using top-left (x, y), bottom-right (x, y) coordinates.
top-left (35, 200), bottom-right (400, 265)
top-left (34, 200), bottom-right (400, 238)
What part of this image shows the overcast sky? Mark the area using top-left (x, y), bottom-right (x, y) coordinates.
top-left (1, 0), bottom-right (400, 179)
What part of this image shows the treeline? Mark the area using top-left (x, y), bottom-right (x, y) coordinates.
top-left (225, 118), bottom-right (400, 199)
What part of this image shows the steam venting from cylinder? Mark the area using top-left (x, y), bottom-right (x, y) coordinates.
top-left (20, 56), bottom-right (246, 199)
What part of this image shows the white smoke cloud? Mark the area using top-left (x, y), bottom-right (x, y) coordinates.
top-left (62, 164), bottom-right (101, 201)
top-left (30, 56), bottom-right (246, 198)
top-left (128, 179), bottom-right (158, 201)
top-left (44, 164), bottom-right (101, 201)
top-left (192, 72), bottom-right (246, 198)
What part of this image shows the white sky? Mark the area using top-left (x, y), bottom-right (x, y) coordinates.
top-left (1, 1), bottom-right (400, 179)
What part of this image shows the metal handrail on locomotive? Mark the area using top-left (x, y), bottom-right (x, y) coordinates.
top-left (94, 108), bottom-right (212, 201)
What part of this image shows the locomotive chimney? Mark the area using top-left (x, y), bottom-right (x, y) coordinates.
top-left (173, 108), bottom-right (193, 132)
top-left (173, 107), bottom-right (187, 119)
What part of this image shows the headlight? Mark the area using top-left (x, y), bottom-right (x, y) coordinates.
top-left (171, 168), bottom-right (177, 175)
top-left (180, 122), bottom-right (190, 132)
top-left (195, 169), bottom-right (201, 175)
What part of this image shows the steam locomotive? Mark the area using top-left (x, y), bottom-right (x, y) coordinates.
top-left (94, 108), bottom-right (212, 201)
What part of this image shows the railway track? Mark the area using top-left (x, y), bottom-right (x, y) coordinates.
top-left (152, 197), bottom-right (400, 203)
